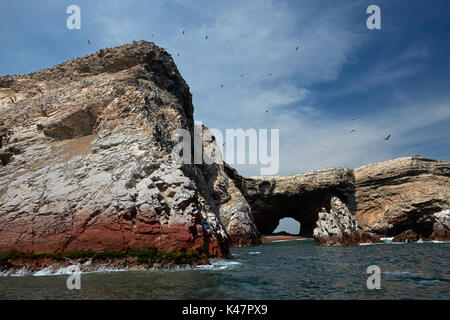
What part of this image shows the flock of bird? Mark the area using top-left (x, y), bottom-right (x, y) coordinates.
top-left (86, 31), bottom-right (392, 143)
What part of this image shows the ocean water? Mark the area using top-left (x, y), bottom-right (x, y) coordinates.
top-left (0, 240), bottom-right (449, 299)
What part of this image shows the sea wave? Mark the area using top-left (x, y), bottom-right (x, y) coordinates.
top-left (0, 264), bottom-right (130, 277)
top-left (195, 259), bottom-right (242, 271)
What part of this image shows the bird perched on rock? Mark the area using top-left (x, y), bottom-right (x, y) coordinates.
top-left (385, 134), bottom-right (391, 141)
top-left (9, 97), bottom-right (16, 104)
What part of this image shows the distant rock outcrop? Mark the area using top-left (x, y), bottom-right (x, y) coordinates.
top-left (229, 156), bottom-right (449, 244)
top-left (354, 156), bottom-right (450, 241)
top-left (0, 41), bottom-right (259, 258)
top-left (313, 197), bottom-right (379, 245)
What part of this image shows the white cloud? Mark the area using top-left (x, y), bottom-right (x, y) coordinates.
top-left (91, 0), bottom-right (449, 176)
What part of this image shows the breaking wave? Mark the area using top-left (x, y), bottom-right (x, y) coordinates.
top-left (195, 259), bottom-right (242, 271)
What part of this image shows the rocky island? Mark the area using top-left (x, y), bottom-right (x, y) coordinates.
top-left (0, 41), bottom-right (449, 273)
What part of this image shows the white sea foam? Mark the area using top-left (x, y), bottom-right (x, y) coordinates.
top-left (1, 264), bottom-right (130, 277)
top-left (195, 259), bottom-right (242, 271)
top-left (248, 252), bottom-right (261, 255)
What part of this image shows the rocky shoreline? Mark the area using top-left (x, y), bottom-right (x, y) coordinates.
top-left (0, 41), bottom-right (449, 273)
top-left (0, 248), bottom-right (209, 276)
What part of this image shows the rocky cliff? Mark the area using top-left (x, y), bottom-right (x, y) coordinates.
top-left (0, 41), bottom-right (259, 258)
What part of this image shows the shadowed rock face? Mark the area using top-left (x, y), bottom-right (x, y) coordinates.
top-left (0, 41), bottom-right (259, 256)
top-left (226, 166), bottom-right (356, 237)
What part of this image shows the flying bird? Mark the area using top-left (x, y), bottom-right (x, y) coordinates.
top-left (350, 130), bottom-right (356, 133)
top-left (295, 46), bottom-right (300, 51)
top-left (352, 118), bottom-right (356, 121)
top-left (268, 73), bottom-right (272, 76)
top-left (265, 110), bottom-right (269, 113)
top-left (88, 40), bottom-right (91, 46)
top-left (220, 83), bottom-right (224, 88)
top-left (385, 134), bottom-right (391, 141)
top-left (182, 30), bottom-right (185, 35)
top-left (240, 74), bottom-right (244, 77)
top-left (205, 35), bottom-right (208, 40)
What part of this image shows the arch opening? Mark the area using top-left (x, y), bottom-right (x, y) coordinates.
top-left (273, 217), bottom-right (300, 235)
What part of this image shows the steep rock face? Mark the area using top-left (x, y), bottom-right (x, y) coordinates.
top-left (227, 167), bottom-right (356, 237)
top-left (0, 41), bottom-right (257, 256)
top-left (354, 156), bottom-right (450, 240)
top-left (313, 197), bottom-right (379, 245)
top-left (198, 126), bottom-right (260, 246)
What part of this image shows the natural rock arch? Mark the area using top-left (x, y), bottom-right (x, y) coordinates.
top-left (225, 165), bottom-right (356, 237)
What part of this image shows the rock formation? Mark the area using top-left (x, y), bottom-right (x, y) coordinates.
top-left (0, 41), bottom-right (259, 258)
top-left (313, 197), bottom-right (379, 245)
top-left (430, 210), bottom-right (450, 241)
top-left (226, 166), bottom-right (356, 237)
top-left (354, 156), bottom-right (450, 241)
top-left (229, 156), bottom-right (449, 243)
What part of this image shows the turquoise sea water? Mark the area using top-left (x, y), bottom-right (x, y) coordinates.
top-left (0, 240), bottom-right (449, 299)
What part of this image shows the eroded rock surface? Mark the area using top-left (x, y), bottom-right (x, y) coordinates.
top-left (354, 156), bottom-right (450, 241)
top-left (313, 197), bottom-right (379, 245)
top-left (0, 41), bottom-right (258, 257)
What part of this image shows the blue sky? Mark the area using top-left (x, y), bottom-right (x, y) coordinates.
top-left (1, 0), bottom-right (450, 176)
